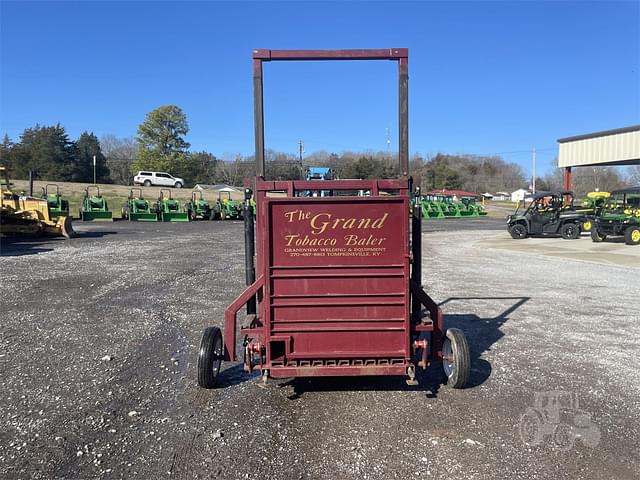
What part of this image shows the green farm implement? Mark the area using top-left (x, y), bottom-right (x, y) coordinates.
top-left (460, 196), bottom-right (488, 216)
top-left (121, 188), bottom-right (157, 221)
top-left (420, 193), bottom-right (486, 220)
top-left (79, 186), bottom-right (113, 221)
top-left (185, 191), bottom-right (214, 220)
top-left (213, 192), bottom-right (243, 220)
top-left (575, 191), bottom-right (610, 232)
top-left (41, 184), bottom-right (70, 220)
top-left (421, 195), bottom-right (461, 219)
top-left (420, 196), bottom-right (445, 219)
top-left (157, 189), bottom-right (189, 222)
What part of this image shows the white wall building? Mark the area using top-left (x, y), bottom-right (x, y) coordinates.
top-left (511, 189), bottom-right (530, 202)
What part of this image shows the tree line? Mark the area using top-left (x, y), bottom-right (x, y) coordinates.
top-left (0, 104), bottom-right (634, 195)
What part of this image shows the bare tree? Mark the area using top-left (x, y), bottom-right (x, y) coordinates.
top-left (544, 166), bottom-right (629, 196)
top-left (101, 134), bottom-right (137, 185)
top-left (628, 166), bottom-right (640, 185)
top-left (218, 153), bottom-right (254, 186)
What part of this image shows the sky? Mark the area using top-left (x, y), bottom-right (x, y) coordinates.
top-left (1, 0), bottom-right (639, 175)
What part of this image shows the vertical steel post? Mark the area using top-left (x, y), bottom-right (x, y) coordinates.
top-left (253, 57), bottom-right (265, 178)
top-left (398, 57), bottom-right (409, 178)
top-left (28, 171), bottom-right (34, 196)
top-left (411, 185), bottom-right (422, 323)
top-left (563, 166), bottom-right (572, 191)
top-left (244, 188), bottom-right (256, 315)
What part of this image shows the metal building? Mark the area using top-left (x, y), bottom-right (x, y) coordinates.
top-left (557, 125), bottom-right (640, 190)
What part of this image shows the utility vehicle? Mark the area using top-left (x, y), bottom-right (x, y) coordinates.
top-left (507, 191), bottom-right (586, 240)
top-left (591, 187), bottom-right (640, 245)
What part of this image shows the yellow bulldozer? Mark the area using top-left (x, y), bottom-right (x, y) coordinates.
top-left (0, 166), bottom-right (75, 238)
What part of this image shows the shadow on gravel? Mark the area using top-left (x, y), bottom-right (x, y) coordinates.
top-left (280, 297), bottom-right (529, 398)
top-left (440, 296), bottom-right (529, 388)
top-left (281, 365), bottom-right (445, 400)
top-left (0, 238), bottom-right (54, 256)
top-left (598, 237), bottom-right (627, 244)
top-left (213, 297), bottom-right (530, 397)
top-left (217, 364), bottom-right (260, 388)
top-left (75, 230), bottom-right (118, 238)
top-left (0, 230), bottom-right (117, 256)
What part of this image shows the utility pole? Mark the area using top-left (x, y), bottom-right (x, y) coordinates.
top-left (532, 147), bottom-right (536, 194)
top-left (386, 128), bottom-right (391, 154)
top-left (93, 155), bottom-right (97, 185)
top-left (298, 140), bottom-right (304, 163)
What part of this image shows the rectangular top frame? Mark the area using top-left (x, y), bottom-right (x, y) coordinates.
top-left (253, 48), bottom-right (408, 61)
top-left (252, 48), bottom-right (409, 178)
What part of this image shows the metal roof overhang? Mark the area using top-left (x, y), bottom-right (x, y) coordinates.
top-left (557, 125), bottom-right (640, 168)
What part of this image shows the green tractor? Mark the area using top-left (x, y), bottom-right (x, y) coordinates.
top-left (157, 189), bottom-right (189, 222)
top-left (420, 195), bottom-right (446, 219)
top-left (460, 196), bottom-right (488, 216)
top-left (591, 187), bottom-right (640, 245)
top-left (41, 184), bottom-right (70, 220)
top-left (184, 191), bottom-right (214, 221)
top-left (506, 191), bottom-right (586, 240)
top-left (438, 195), bottom-right (462, 218)
top-left (121, 188), bottom-right (157, 221)
top-left (213, 191), bottom-right (243, 220)
top-left (79, 186), bottom-right (113, 221)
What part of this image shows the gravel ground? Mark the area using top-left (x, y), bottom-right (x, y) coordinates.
top-left (1, 220), bottom-right (638, 480)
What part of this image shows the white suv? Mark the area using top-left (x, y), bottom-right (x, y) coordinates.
top-left (133, 171), bottom-right (184, 188)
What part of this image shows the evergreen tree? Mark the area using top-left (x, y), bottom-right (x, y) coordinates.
top-left (75, 132), bottom-right (110, 183)
top-left (0, 134), bottom-right (14, 168)
top-left (10, 124), bottom-right (76, 180)
top-left (176, 150), bottom-right (217, 185)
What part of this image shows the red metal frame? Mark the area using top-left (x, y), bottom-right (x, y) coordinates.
top-left (223, 49), bottom-right (443, 381)
top-left (563, 167), bottom-right (572, 191)
top-left (253, 48), bottom-right (409, 178)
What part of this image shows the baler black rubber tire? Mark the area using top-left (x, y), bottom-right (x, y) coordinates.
top-left (443, 328), bottom-right (470, 389)
top-left (624, 226), bottom-right (640, 245)
top-left (560, 222), bottom-right (580, 240)
top-left (591, 228), bottom-right (606, 243)
top-left (197, 326), bottom-right (223, 389)
top-left (508, 224), bottom-right (527, 239)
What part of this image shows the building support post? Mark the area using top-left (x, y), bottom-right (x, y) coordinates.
top-left (563, 167), bottom-right (572, 191)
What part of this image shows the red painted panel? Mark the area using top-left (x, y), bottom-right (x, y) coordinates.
top-left (268, 198), bottom-right (407, 267)
top-left (288, 331), bottom-right (405, 357)
top-left (269, 365), bottom-right (408, 378)
top-left (270, 266), bottom-right (403, 277)
top-left (272, 304), bottom-right (405, 322)
top-left (272, 295), bottom-right (404, 306)
top-left (271, 321), bottom-right (404, 332)
top-left (272, 275), bottom-right (405, 296)
top-left (257, 193), bottom-right (411, 369)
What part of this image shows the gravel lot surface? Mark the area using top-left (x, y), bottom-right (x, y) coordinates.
top-left (1, 219), bottom-right (638, 479)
